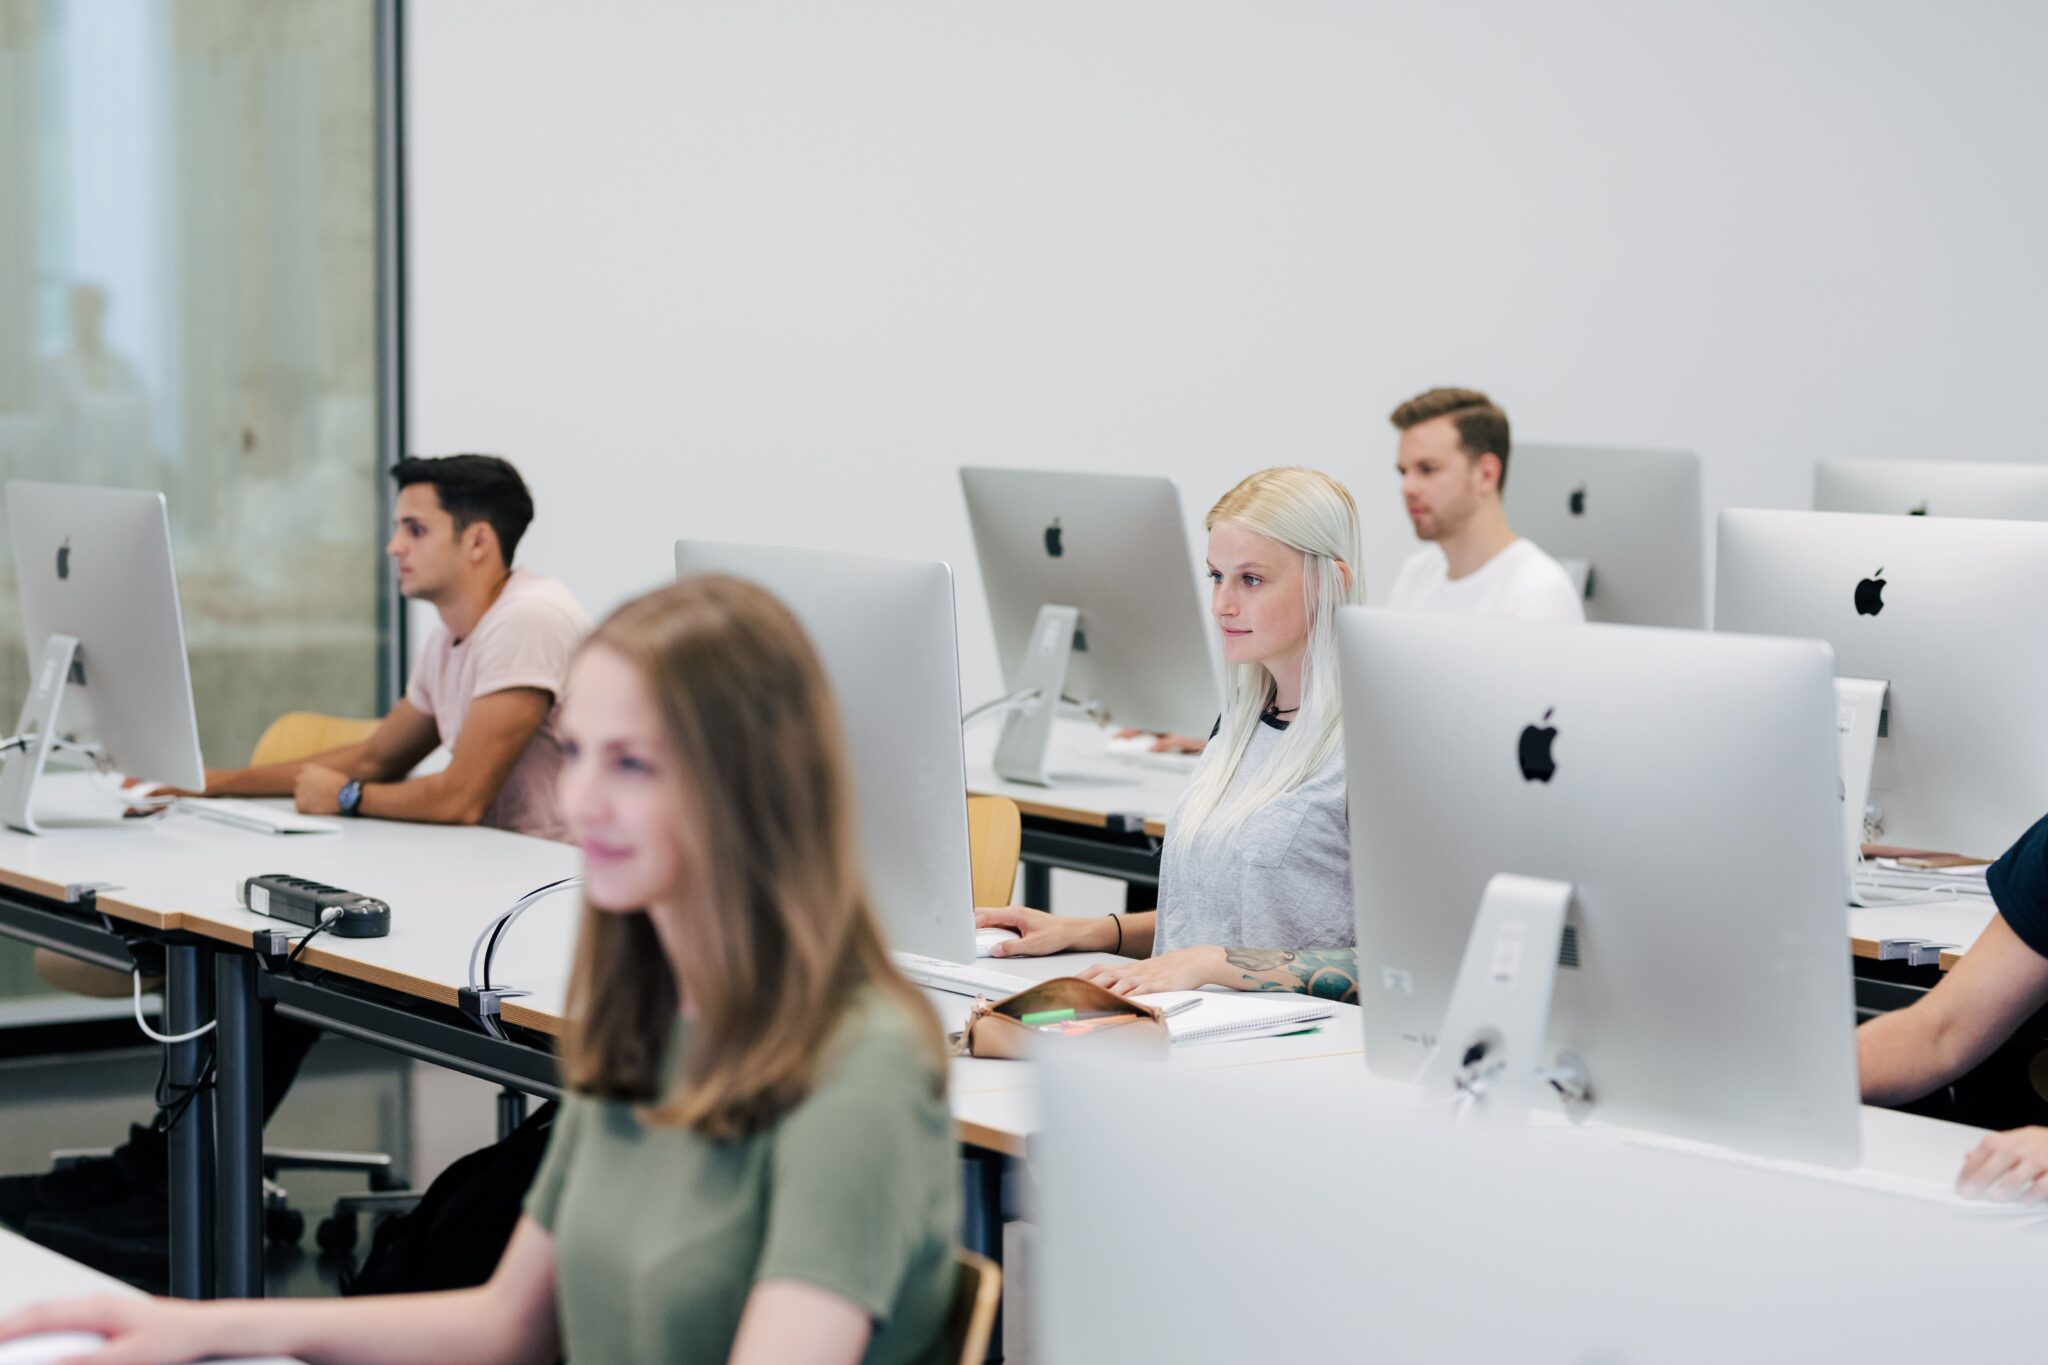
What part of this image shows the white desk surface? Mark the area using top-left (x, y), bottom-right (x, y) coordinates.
top-left (0, 776), bottom-right (582, 1011)
top-left (962, 719), bottom-right (1196, 836)
top-left (1032, 1060), bottom-right (2043, 1364)
top-left (0, 779), bottom-right (2001, 1189)
top-left (0, 1229), bottom-right (297, 1362)
top-left (931, 950), bottom-right (1992, 1193)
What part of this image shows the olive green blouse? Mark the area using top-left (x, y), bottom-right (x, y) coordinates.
top-left (524, 990), bottom-right (959, 1363)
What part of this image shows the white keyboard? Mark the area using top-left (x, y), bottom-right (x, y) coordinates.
top-left (892, 952), bottom-right (1036, 999)
top-left (179, 798), bottom-right (341, 836)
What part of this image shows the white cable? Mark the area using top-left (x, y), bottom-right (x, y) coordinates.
top-left (468, 877), bottom-right (584, 988)
top-left (962, 689), bottom-right (1039, 730)
top-left (961, 690), bottom-right (1113, 731)
top-left (131, 970), bottom-right (214, 1044)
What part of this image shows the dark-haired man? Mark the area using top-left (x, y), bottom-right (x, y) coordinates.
top-left (1, 455), bottom-right (588, 1278)
top-left (1386, 387), bottom-right (1584, 622)
top-left (198, 454), bottom-right (588, 839)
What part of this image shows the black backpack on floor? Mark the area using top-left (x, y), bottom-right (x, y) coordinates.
top-left (341, 1099), bottom-right (557, 1296)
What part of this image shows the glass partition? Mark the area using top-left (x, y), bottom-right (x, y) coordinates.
top-left (0, 0), bottom-right (388, 999)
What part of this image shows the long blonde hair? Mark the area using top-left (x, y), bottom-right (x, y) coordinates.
top-left (557, 576), bottom-right (942, 1141)
top-left (1174, 467), bottom-right (1364, 842)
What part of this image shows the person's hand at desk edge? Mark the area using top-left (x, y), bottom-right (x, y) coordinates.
top-left (1110, 728), bottom-right (1205, 755)
top-left (973, 906), bottom-right (1360, 1000)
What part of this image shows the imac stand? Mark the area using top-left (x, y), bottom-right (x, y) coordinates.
top-left (0, 633), bottom-right (81, 835)
top-left (1557, 557), bottom-right (1593, 604)
top-left (1833, 676), bottom-right (1887, 859)
top-left (991, 604), bottom-right (1082, 787)
top-left (1420, 873), bottom-right (1590, 1128)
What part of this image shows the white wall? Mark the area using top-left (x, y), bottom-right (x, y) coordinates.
top-left (406, 0), bottom-right (2048, 704)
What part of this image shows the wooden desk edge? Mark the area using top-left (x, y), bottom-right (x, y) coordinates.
top-left (0, 868), bottom-right (181, 932)
top-left (966, 786), bottom-right (1167, 839)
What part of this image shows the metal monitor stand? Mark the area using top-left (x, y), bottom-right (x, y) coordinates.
top-left (0, 633), bottom-right (81, 835)
top-left (991, 603), bottom-right (1081, 787)
top-left (1420, 873), bottom-right (1590, 1129)
top-left (1834, 676), bottom-right (1888, 874)
top-left (1557, 557), bottom-right (1593, 604)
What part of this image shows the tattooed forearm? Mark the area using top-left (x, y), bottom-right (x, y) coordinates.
top-left (1221, 947), bottom-right (1359, 1003)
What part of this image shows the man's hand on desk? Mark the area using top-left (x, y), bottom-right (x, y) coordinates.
top-left (117, 773), bottom-right (204, 817)
top-left (1076, 947), bottom-right (1226, 996)
top-left (294, 763), bottom-right (349, 815)
top-left (1958, 1126), bottom-right (2048, 1202)
top-left (119, 773), bottom-right (210, 801)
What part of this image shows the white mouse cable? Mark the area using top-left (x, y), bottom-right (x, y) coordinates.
top-left (132, 969), bottom-right (214, 1044)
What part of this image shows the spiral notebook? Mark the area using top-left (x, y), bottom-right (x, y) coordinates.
top-left (1135, 991), bottom-right (1333, 1045)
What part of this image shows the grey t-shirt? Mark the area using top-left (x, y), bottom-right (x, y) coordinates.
top-left (1154, 717), bottom-right (1354, 955)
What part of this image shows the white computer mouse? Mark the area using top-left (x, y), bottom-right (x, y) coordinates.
top-left (0, 1333), bottom-right (107, 1365)
top-left (1103, 732), bottom-right (1160, 757)
top-left (974, 926), bottom-right (1022, 957)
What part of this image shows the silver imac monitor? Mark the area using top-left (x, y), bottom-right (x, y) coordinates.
top-left (959, 466), bottom-right (1218, 784)
top-left (674, 540), bottom-right (975, 962)
top-left (2, 481), bottom-right (205, 833)
top-left (1814, 457), bottom-right (2048, 521)
top-left (1341, 607), bottom-right (1858, 1166)
top-left (1503, 443), bottom-right (1705, 627)
top-left (1716, 508), bottom-right (2048, 858)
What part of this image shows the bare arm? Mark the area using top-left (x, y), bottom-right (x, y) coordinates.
top-left (204, 701), bottom-right (441, 797)
top-left (298, 688), bottom-right (553, 826)
top-left (0, 1218), bottom-right (560, 1365)
top-left (1218, 947), bottom-right (1360, 1003)
top-left (1858, 912), bottom-right (2048, 1106)
top-left (728, 1280), bottom-right (871, 1365)
top-left (974, 906), bottom-right (1156, 959)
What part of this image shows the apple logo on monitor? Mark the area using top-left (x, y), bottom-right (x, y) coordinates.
top-left (1044, 518), bottom-right (1063, 558)
top-left (1854, 569), bottom-right (1886, 617)
top-left (1908, 502), bottom-right (1928, 516)
top-left (1568, 484), bottom-right (1588, 517)
top-left (55, 537), bottom-right (70, 581)
top-left (1518, 708), bottom-right (1558, 783)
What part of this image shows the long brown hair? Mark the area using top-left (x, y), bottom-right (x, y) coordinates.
top-left (557, 576), bottom-right (945, 1140)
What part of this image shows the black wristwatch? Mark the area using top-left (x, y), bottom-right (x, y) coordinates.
top-left (337, 779), bottom-right (364, 817)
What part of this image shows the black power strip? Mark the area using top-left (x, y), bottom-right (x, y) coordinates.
top-left (238, 874), bottom-right (391, 938)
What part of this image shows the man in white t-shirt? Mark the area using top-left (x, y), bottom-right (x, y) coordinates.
top-left (1385, 387), bottom-right (1585, 622)
top-left (195, 454), bottom-right (590, 839)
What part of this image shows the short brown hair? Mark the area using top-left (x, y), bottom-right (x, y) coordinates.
top-left (557, 576), bottom-right (943, 1140)
top-left (1389, 388), bottom-right (1513, 492)
top-left (390, 455), bottom-right (535, 565)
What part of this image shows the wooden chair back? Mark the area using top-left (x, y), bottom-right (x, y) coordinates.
top-left (966, 795), bottom-right (1023, 908)
top-left (941, 1249), bottom-right (1002, 1365)
top-left (249, 711), bottom-right (380, 766)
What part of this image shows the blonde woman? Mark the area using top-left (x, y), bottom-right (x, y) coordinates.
top-left (979, 466), bottom-right (1367, 1000)
top-left (1, 578), bottom-right (959, 1364)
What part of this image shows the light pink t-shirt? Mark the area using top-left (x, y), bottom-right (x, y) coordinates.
top-left (404, 569), bottom-right (590, 842)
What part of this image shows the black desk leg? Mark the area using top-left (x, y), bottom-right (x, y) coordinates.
top-left (213, 953), bottom-right (265, 1298)
top-left (164, 943), bottom-right (215, 1299)
top-left (960, 1147), bottom-right (1007, 1364)
top-left (1022, 861), bottom-right (1052, 913)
